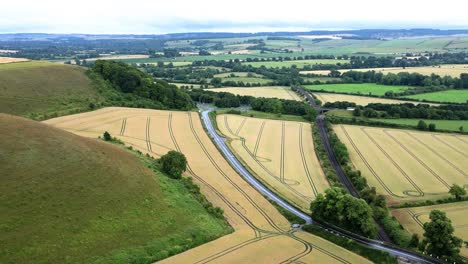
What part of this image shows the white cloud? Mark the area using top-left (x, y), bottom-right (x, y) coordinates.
top-left (1, 0), bottom-right (467, 33)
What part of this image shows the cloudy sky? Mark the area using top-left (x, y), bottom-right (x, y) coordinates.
top-left (1, 0), bottom-right (468, 34)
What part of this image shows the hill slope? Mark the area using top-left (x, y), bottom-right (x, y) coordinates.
top-left (0, 114), bottom-right (230, 263)
top-left (0, 61), bottom-right (103, 118)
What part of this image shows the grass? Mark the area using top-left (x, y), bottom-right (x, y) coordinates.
top-left (403, 89), bottom-right (468, 104)
top-left (305, 83), bottom-right (409, 96)
top-left (327, 109), bottom-right (468, 132)
top-left (0, 61), bottom-right (104, 117)
top-left (221, 77), bottom-right (272, 84)
top-left (302, 225), bottom-right (397, 264)
top-left (0, 114), bottom-right (231, 264)
top-left (243, 59), bottom-right (348, 68)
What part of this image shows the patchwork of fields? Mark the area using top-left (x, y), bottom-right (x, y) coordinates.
top-left (217, 114), bottom-right (329, 212)
top-left (300, 64), bottom-right (468, 78)
top-left (243, 59), bottom-right (348, 68)
top-left (392, 201), bottom-right (468, 258)
top-left (334, 125), bottom-right (468, 205)
top-left (209, 86), bottom-right (302, 101)
top-left (45, 107), bottom-right (369, 263)
top-left (305, 83), bottom-right (409, 96)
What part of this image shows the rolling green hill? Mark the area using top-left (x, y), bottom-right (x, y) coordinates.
top-left (0, 61), bottom-right (104, 118)
top-left (0, 114), bottom-right (231, 263)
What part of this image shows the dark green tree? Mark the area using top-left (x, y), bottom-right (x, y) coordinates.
top-left (421, 210), bottom-right (463, 260)
top-left (159, 150), bottom-right (188, 179)
top-left (103, 131), bottom-right (112, 141)
top-left (428, 123), bottom-right (436, 131)
top-left (417, 120), bottom-right (427, 131)
top-left (449, 184), bottom-right (466, 200)
top-left (353, 107), bottom-right (361, 117)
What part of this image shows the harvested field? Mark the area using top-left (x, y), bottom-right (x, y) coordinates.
top-left (217, 114), bottom-right (329, 212)
top-left (392, 201), bottom-right (468, 258)
top-left (86, 54), bottom-right (150, 61)
top-left (209, 86), bottom-right (302, 101)
top-left (300, 64), bottom-right (468, 78)
top-left (0, 57), bottom-right (29, 64)
top-left (45, 107), bottom-right (369, 263)
top-left (334, 125), bottom-right (468, 205)
top-left (313, 92), bottom-right (438, 106)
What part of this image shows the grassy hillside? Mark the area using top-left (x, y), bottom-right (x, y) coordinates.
top-left (0, 61), bottom-right (104, 118)
top-left (0, 114), bottom-right (231, 264)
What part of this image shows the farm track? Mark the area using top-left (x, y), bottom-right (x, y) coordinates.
top-left (146, 117), bottom-right (152, 152)
top-left (432, 135), bottom-right (468, 158)
top-left (299, 123), bottom-right (319, 196)
top-left (280, 122), bottom-right (285, 183)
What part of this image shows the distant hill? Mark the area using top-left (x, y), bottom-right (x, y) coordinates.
top-left (0, 114), bottom-right (230, 263)
top-left (0, 61), bottom-right (104, 118)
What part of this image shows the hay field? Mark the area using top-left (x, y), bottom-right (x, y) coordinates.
top-left (209, 86), bottom-right (302, 101)
top-left (392, 201), bottom-right (468, 258)
top-left (305, 83), bottom-right (409, 96)
top-left (403, 89), bottom-right (468, 104)
top-left (300, 64), bottom-right (468, 78)
top-left (45, 107), bottom-right (369, 263)
top-left (313, 92), bottom-right (438, 106)
top-left (0, 57), bottom-right (29, 64)
top-left (217, 114), bottom-right (329, 212)
top-left (334, 125), bottom-right (468, 205)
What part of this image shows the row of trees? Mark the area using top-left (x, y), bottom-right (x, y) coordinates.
top-left (350, 103), bottom-right (468, 120)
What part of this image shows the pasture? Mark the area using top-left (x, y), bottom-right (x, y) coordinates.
top-left (209, 86), bottom-right (302, 101)
top-left (46, 107), bottom-right (369, 263)
top-left (403, 89), bottom-right (468, 104)
top-left (391, 201), bottom-right (468, 258)
top-left (243, 59), bottom-right (348, 68)
top-left (0, 113), bottom-right (230, 263)
top-left (305, 83), bottom-right (409, 96)
top-left (0, 61), bottom-right (103, 117)
top-left (300, 64), bottom-right (468, 78)
top-left (313, 92), bottom-right (435, 106)
top-left (217, 114), bottom-right (330, 212)
top-left (334, 125), bottom-right (468, 205)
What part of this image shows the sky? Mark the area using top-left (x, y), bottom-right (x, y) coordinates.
top-left (1, 0), bottom-right (468, 34)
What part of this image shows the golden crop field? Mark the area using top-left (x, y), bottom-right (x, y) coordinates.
top-left (208, 86), bottom-right (302, 101)
top-left (300, 64), bottom-right (468, 78)
top-left (0, 57), bottom-right (30, 64)
top-left (313, 92), bottom-right (439, 106)
top-left (45, 107), bottom-right (369, 264)
top-left (334, 125), bottom-right (468, 205)
top-left (217, 114), bottom-right (329, 212)
top-left (392, 201), bottom-right (468, 258)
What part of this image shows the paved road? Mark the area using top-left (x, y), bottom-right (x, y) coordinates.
top-left (199, 106), bottom-right (439, 264)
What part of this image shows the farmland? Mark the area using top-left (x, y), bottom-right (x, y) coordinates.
top-left (313, 92), bottom-right (435, 106)
top-left (0, 61), bottom-right (103, 117)
top-left (305, 83), bottom-right (409, 96)
top-left (334, 125), bottom-right (468, 205)
top-left (45, 107), bottom-right (369, 263)
top-left (403, 89), bottom-right (468, 104)
top-left (391, 201), bottom-right (468, 258)
top-left (0, 113), bottom-right (230, 263)
top-left (243, 59), bottom-right (348, 68)
top-left (208, 86), bottom-right (302, 100)
top-left (217, 114), bottom-right (330, 212)
top-left (0, 57), bottom-right (29, 64)
top-left (300, 64), bottom-right (468, 78)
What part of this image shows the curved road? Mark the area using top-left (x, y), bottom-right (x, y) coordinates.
top-left (199, 106), bottom-right (440, 264)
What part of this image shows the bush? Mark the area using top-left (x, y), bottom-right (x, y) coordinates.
top-left (159, 151), bottom-right (188, 179)
top-left (103, 131), bottom-right (112, 141)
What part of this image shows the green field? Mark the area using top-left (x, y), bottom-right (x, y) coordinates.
top-left (0, 114), bottom-right (231, 264)
top-left (0, 61), bottom-right (103, 117)
top-left (305, 83), bottom-right (409, 96)
top-left (403, 89), bottom-right (468, 104)
top-left (243, 59), bottom-right (348, 68)
top-left (327, 110), bottom-right (467, 132)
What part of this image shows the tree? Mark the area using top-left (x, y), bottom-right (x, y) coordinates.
top-left (421, 210), bottom-right (463, 260)
top-left (417, 120), bottom-right (427, 131)
top-left (459, 126), bottom-right (464, 133)
top-left (449, 184), bottom-right (466, 200)
top-left (103, 131), bottom-right (112, 141)
top-left (353, 107), bottom-right (361, 117)
top-left (428, 123), bottom-right (436, 131)
top-left (159, 150), bottom-right (187, 179)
